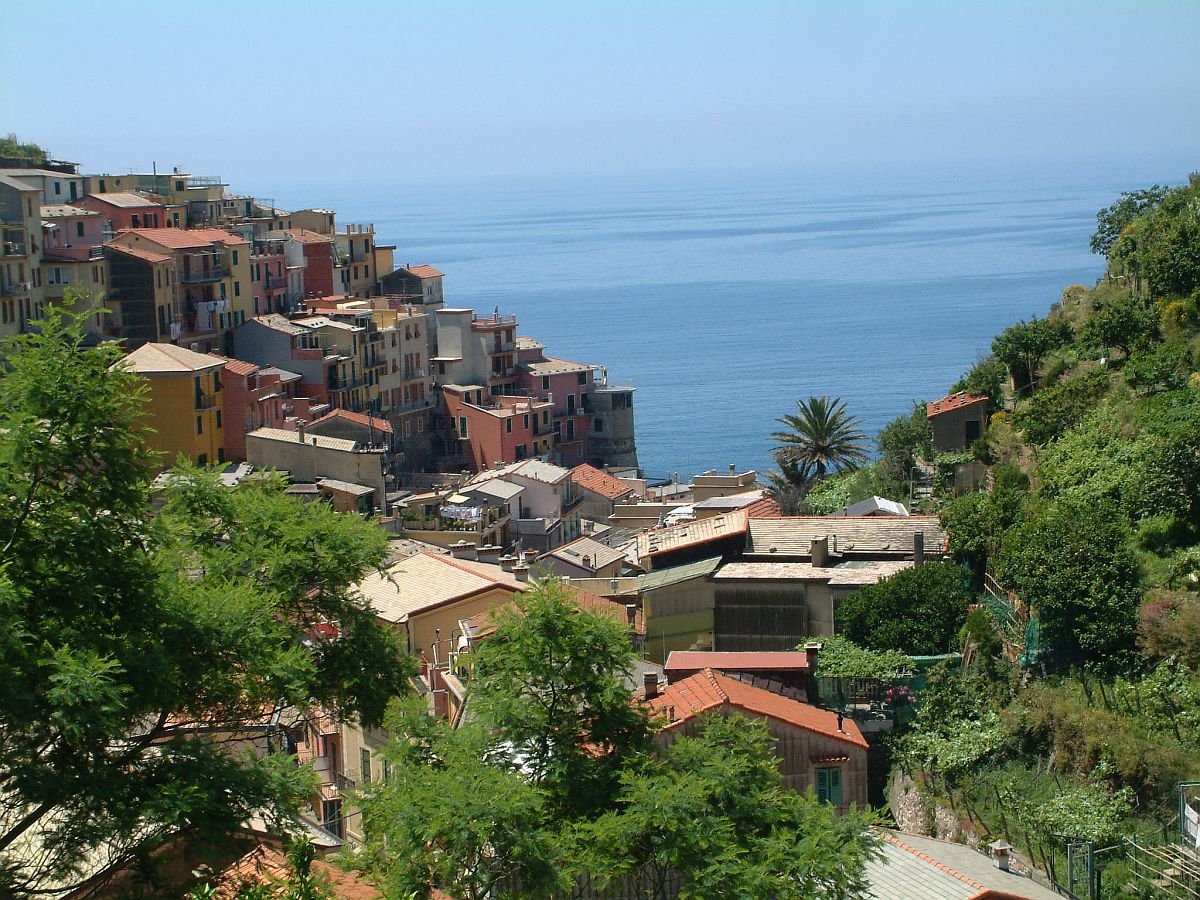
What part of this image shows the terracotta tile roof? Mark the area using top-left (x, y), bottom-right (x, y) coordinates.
top-left (744, 496), bottom-right (782, 517)
top-left (208, 353), bottom-right (260, 377)
top-left (403, 264), bottom-right (443, 278)
top-left (117, 342), bottom-right (225, 374)
top-left (636, 510), bottom-right (749, 560)
top-left (283, 228), bottom-right (335, 244)
top-left (665, 651), bottom-right (812, 673)
top-left (105, 243), bottom-right (172, 264)
top-left (116, 226), bottom-right (248, 248)
top-left (647, 668), bottom-right (868, 748)
top-left (357, 552), bottom-right (521, 624)
top-left (541, 535), bottom-right (628, 572)
top-left (927, 391), bottom-right (988, 418)
top-left (310, 407), bottom-right (394, 434)
top-left (572, 464), bottom-right (635, 501)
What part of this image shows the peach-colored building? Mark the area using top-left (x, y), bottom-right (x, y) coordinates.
top-left (442, 384), bottom-right (554, 471)
top-left (76, 192), bottom-right (167, 232)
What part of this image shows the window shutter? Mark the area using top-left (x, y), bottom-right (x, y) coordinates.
top-left (816, 767), bottom-right (830, 803)
top-left (830, 767), bottom-right (843, 806)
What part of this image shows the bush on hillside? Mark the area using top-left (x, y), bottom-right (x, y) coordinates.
top-left (876, 403), bottom-right (933, 481)
top-left (995, 499), bottom-right (1142, 675)
top-left (835, 561), bottom-right (974, 655)
top-left (1012, 367), bottom-right (1109, 445)
top-left (805, 463), bottom-right (905, 515)
top-left (800, 635), bottom-right (912, 678)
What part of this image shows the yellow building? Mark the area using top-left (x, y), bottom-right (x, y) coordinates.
top-left (109, 227), bottom-right (252, 352)
top-left (0, 174), bottom-right (47, 341)
top-left (116, 342), bottom-right (226, 467)
top-left (336, 224), bottom-right (377, 298)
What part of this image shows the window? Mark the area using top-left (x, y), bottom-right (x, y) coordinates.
top-left (381, 758), bottom-right (390, 783)
top-left (232, 249), bottom-right (239, 265)
top-left (815, 767), bottom-right (843, 806)
top-left (53, 181), bottom-right (61, 195)
top-left (594, 418), bottom-right (603, 432)
top-left (233, 281), bottom-right (240, 297)
top-left (506, 418), bottom-right (512, 434)
top-left (965, 419), bottom-right (982, 442)
top-left (98, 179), bottom-right (106, 192)
top-left (175, 180), bottom-right (185, 192)
top-left (156, 269), bottom-right (162, 289)
top-left (360, 748), bottom-right (371, 782)
top-left (523, 414), bottom-right (529, 429)
top-left (215, 410), bottom-right (222, 428)
top-left (76, 222), bottom-right (84, 238)
top-left (196, 416), bottom-right (203, 435)
top-left (541, 375), bottom-right (550, 391)
top-left (577, 371), bottom-right (586, 385)
top-left (198, 453), bottom-right (207, 466)
top-left (217, 447), bottom-right (225, 463)
top-left (458, 416), bottom-right (468, 439)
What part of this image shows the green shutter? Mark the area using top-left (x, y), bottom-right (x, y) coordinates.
top-left (830, 766), bottom-right (843, 806)
top-left (816, 767), bottom-right (830, 803)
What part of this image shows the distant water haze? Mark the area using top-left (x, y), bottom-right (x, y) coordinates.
top-left (255, 160), bottom-right (1189, 480)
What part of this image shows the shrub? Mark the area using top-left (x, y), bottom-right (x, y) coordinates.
top-left (835, 561), bottom-right (974, 655)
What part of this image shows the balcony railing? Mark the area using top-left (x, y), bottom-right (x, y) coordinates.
top-left (180, 266), bottom-right (229, 284)
top-left (473, 314), bottom-right (517, 329)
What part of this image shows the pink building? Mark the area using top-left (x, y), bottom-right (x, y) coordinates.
top-left (442, 385), bottom-right (554, 472)
top-left (77, 192), bottom-right (167, 233)
top-left (210, 354), bottom-right (316, 462)
top-left (250, 236), bottom-right (288, 316)
top-left (40, 204), bottom-right (107, 260)
top-left (516, 342), bottom-right (595, 467)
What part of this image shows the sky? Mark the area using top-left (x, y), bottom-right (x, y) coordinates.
top-left (2, 1), bottom-right (1198, 182)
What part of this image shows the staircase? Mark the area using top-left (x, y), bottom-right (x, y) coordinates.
top-left (1127, 837), bottom-right (1200, 897)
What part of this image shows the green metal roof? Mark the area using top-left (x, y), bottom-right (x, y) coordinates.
top-left (638, 556), bottom-right (723, 592)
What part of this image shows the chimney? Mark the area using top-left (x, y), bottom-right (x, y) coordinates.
top-left (449, 541), bottom-right (477, 561)
top-left (810, 537), bottom-right (829, 568)
top-left (297, 423), bottom-right (306, 443)
top-left (837, 712), bottom-right (845, 733)
top-left (582, 554), bottom-right (592, 569)
top-left (523, 548), bottom-right (538, 562)
top-left (989, 840), bottom-right (1013, 872)
top-left (643, 671), bottom-right (659, 700)
top-left (498, 554), bottom-right (517, 572)
top-left (804, 641), bottom-right (821, 671)
top-left (513, 564), bottom-right (529, 582)
top-left (913, 531), bottom-right (925, 567)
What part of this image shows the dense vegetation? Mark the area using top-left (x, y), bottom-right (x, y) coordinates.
top-left (0, 310), bottom-right (412, 894)
top-left (876, 172), bottom-right (1200, 893)
top-left (358, 582), bottom-right (882, 898)
top-left (0, 133), bottom-right (50, 163)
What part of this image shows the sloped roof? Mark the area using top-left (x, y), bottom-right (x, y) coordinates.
top-left (402, 264), bottom-right (443, 278)
top-left (835, 496), bottom-right (910, 517)
top-left (866, 831), bottom-right (1061, 899)
top-left (637, 556), bottom-right (723, 592)
top-left (714, 559), bottom-right (915, 586)
top-left (40, 204), bottom-right (96, 218)
top-left (510, 458), bottom-right (571, 485)
top-left (106, 243), bottom-right (172, 264)
top-left (86, 191), bottom-right (164, 209)
top-left (208, 353), bottom-right (259, 377)
top-left (520, 355), bottom-right (592, 376)
top-left (0, 173), bottom-right (39, 192)
top-left (745, 517), bottom-right (946, 558)
top-left (250, 313), bottom-right (307, 335)
top-left (246, 427), bottom-right (359, 452)
top-left (927, 391), bottom-right (988, 418)
top-left (647, 668), bottom-right (868, 748)
top-left (464, 479), bottom-right (525, 502)
top-left (310, 407), bottom-right (393, 434)
top-left (541, 535), bottom-right (627, 572)
top-left (357, 552), bottom-right (522, 624)
top-left (117, 342), bottom-right (225, 374)
top-left (117, 227), bottom-right (248, 248)
top-left (464, 586), bottom-right (636, 639)
top-left (636, 510), bottom-right (749, 560)
top-left (282, 228), bottom-right (334, 244)
top-left (665, 651), bottom-right (812, 673)
top-left (572, 463), bottom-right (635, 501)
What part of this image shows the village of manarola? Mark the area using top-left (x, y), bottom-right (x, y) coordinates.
top-left (3, 2), bottom-right (1200, 898)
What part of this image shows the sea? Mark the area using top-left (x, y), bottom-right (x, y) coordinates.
top-left (253, 158), bottom-right (1187, 480)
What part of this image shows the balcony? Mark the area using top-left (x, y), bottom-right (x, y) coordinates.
top-left (180, 266), bottom-right (229, 284)
top-left (2, 239), bottom-right (27, 258)
top-left (194, 392), bottom-right (216, 410)
top-left (265, 273), bottom-right (287, 290)
top-left (473, 313), bottom-right (517, 329)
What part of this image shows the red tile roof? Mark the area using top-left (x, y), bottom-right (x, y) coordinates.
top-left (310, 407), bottom-right (394, 434)
top-left (284, 228), bottom-right (335, 244)
top-left (571, 463), bottom-right (635, 501)
top-left (404, 264), bottom-right (443, 278)
top-left (116, 227), bottom-right (249, 248)
top-left (665, 651), bottom-right (811, 673)
top-left (208, 353), bottom-right (260, 377)
top-left (927, 391), bottom-right (988, 418)
top-left (105, 243), bottom-right (172, 264)
top-left (647, 668), bottom-right (868, 748)
top-left (743, 496), bottom-right (782, 518)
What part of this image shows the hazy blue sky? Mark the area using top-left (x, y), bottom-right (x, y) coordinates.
top-left (3, 1), bottom-right (1197, 182)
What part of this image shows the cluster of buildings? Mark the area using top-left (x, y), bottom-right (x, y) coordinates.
top-left (0, 158), bottom-right (638, 517)
top-left (9, 154), bottom-right (1056, 898)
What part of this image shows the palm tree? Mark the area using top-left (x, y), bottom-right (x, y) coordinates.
top-left (770, 396), bottom-right (868, 486)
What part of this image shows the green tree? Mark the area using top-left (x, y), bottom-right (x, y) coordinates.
top-left (995, 498), bottom-right (1142, 674)
top-left (357, 697), bottom-right (561, 900)
top-left (569, 714), bottom-right (882, 900)
top-left (470, 579), bottom-right (652, 817)
top-left (0, 133), bottom-right (49, 163)
top-left (835, 561), bottom-right (974, 655)
top-left (991, 316), bottom-right (1074, 396)
top-left (0, 309), bottom-right (410, 894)
top-left (804, 462), bottom-right (904, 515)
top-left (876, 403), bottom-right (933, 482)
top-left (771, 396), bottom-right (868, 485)
top-left (939, 491), bottom-right (995, 582)
top-left (1108, 179), bottom-right (1200, 299)
top-left (1079, 291), bottom-right (1159, 358)
top-left (951, 354), bottom-right (1008, 412)
top-left (1090, 185), bottom-right (1172, 257)
top-left (801, 635), bottom-right (911, 678)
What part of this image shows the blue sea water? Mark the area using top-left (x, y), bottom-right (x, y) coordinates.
top-left (254, 160), bottom-right (1184, 479)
